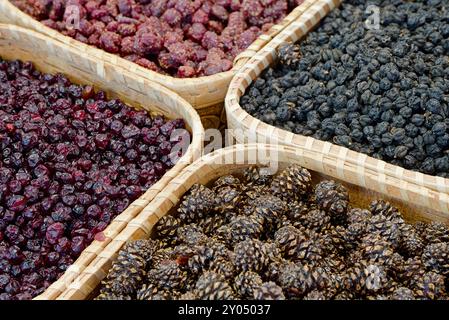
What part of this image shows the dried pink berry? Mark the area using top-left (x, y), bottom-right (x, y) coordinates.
top-left (211, 4), bottom-right (229, 21)
top-left (187, 23), bottom-right (207, 42)
top-left (161, 8), bottom-right (182, 26)
top-left (117, 23), bottom-right (137, 36)
top-left (99, 31), bottom-right (122, 53)
top-left (12, 0), bottom-right (298, 77)
top-left (134, 31), bottom-right (163, 55)
top-left (201, 31), bottom-right (219, 50)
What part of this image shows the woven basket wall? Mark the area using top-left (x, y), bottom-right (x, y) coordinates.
top-left (225, 0), bottom-right (449, 194)
top-left (55, 143), bottom-right (449, 300)
top-left (0, 24), bottom-right (205, 300)
top-left (1, 0), bottom-right (317, 129)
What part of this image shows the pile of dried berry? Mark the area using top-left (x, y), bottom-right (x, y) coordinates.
top-left (0, 58), bottom-right (188, 300)
top-left (241, 0), bottom-right (449, 177)
top-left (12, 0), bottom-right (304, 77)
top-left (96, 164), bottom-right (449, 300)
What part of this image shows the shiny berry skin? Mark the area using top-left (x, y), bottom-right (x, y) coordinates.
top-left (0, 59), bottom-right (188, 299)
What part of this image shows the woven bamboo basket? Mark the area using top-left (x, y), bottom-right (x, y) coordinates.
top-left (225, 0), bottom-right (449, 194)
top-left (0, 24), bottom-right (205, 300)
top-left (1, 0), bottom-right (317, 129)
top-left (56, 143), bottom-right (449, 300)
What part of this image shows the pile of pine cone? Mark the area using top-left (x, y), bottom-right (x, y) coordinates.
top-left (96, 165), bottom-right (449, 300)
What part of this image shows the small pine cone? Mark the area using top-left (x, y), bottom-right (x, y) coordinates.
top-left (233, 239), bottom-right (270, 272)
top-left (414, 221), bottom-right (428, 235)
top-left (367, 294), bottom-right (390, 300)
top-left (287, 201), bottom-right (309, 228)
top-left (334, 291), bottom-right (355, 300)
top-left (171, 244), bottom-right (197, 269)
top-left (422, 242), bottom-right (449, 276)
top-left (345, 221), bottom-right (368, 244)
top-left (277, 43), bottom-right (302, 68)
top-left (315, 180), bottom-right (349, 225)
top-left (345, 250), bottom-right (364, 267)
top-left (270, 164), bottom-right (312, 202)
top-left (359, 233), bottom-right (395, 267)
top-left (367, 214), bottom-right (402, 248)
top-left (278, 262), bottom-right (313, 297)
top-left (147, 260), bottom-right (188, 291)
top-left (243, 166), bottom-right (272, 185)
top-left (347, 208), bottom-right (372, 224)
top-left (188, 240), bottom-right (230, 274)
top-left (294, 231), bottom-right (325, 263)
top-left (124, 239), bottom-right (161, 262)
top-left (136, 283), bottom-right (171, 300)
top-left (210, 257), bottom-right (236, 280)
top-left (411, 272), bottom-right (446, 300)
top-left (155, 215), bottom-right (180, 240)
top-left (214, 225), bottom-right (233, 247)
top-left (215, 186), bottom-right (242, 213)
top-left (198, 215), bottom-right (229, 235)
top-left (274, 226), bottom-right (301, 258)
top-left (388, 253), bottom-right (406, 280)
top-left (320, 253), bottom-right (346, 274)
top-left (250, 195), bottom-right (288, 227)
top-left (422, 221), bottom-right (449, 244)
top-left (105, 264), bottom-right (145, 296)
top-left (369, 200), bottom-right (403, 222)
top-left (304, 290), bottom-right (327, 300)
top-left (195, 272), bottom-right (235, 300)
top-left (95, 292), bottom-right (132, 300)
top-left (398, 257), bottom-right (426, 286)
top-left (253, 282), bottom-right (285, 300)
top-left (343, 262), bottom-right (390, 295)
top-left (391, 287), bottom-right (415, 300)
top-left (299, 209), bottom-right (331, 233)
top-left (264, 258), bottom-right (289, 283)
top-left (264, 240), bottom-right (282, 263)
top-left (241, 183), bottom-right (270, 204)
top-left (177, 184), bottom-right (216, 223)
top-left (177, 224), bottom-right (208, 246)
top-left (228, 214), bottom-right (264, 243)
top-left (324, 225), bottom-right (353, 253)
top-left (276, 226), bottom-right (325, 262)
top-left (234, 271), bottom-right (263, 298)
top-left (398, 224), bottom-right (424, 257)
top-left (101, 240), bottom-right (152, 296)
top-left (151, 248), bottom-right (173, 269)
top-left (276, 214), bottom-right (293, 230)
top-left (212, 175), bottom-right (242, 192)
top-left (179, 291), bottom-right (198, 300)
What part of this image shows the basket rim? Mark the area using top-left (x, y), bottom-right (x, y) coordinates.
top-left (225, 0), bottom-right (449, 194)
top-left (0, 23), bottom-right (205, 300)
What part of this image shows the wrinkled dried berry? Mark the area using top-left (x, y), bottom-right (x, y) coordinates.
top-left (12, 0), bottom-right (305, 77)
top-left (0, 58), bottom-right (188, 299)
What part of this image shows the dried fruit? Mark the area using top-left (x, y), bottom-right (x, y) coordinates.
top-left (13, 0), bottom-right (302, 77)
top-left (277, 43), bottom-right (301, 68)
top-left (0, 59), bottom-right (185, 299)
top-left (242, 0), bottom-right (449, 177)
